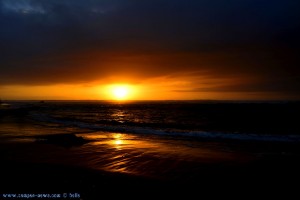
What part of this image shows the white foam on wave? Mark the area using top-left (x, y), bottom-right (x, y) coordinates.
top-left (30, 112), bottom-right (300, 143)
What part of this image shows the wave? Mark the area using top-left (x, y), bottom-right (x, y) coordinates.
top-left (30, 113), bottom-right (300, 143)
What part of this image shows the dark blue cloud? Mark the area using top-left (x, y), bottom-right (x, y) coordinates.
top-left (1, 0), bottom-right (299, 52)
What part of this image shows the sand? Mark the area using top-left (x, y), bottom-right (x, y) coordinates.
top-left (1, 135), bottom-right (300, 199)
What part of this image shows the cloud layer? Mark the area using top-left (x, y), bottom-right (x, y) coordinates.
top-left (1, 0), bottom-right (299, 98)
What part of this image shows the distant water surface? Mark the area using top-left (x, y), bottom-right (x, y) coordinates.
top-left (2, 100), bottom-right (299, 141)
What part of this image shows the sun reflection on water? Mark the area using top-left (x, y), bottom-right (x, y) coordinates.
top-left (111, 110), bottom-right (126, 123)
top-left (78, 132), bottom-right (243, 176)
top-left (112, 134), bottom-right (123, 148)
top-left (114, 139), bottom-right (123, 145)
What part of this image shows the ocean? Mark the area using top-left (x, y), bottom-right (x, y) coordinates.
top-left (2, 100), bottom-right (300, 141)
top-left (1, 100), bottom-right (300, 196)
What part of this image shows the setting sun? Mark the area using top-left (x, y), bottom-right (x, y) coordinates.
top-left (105, 84), bottom-right (135, 100)
top-left (113, 86), bottom-right (128, 99)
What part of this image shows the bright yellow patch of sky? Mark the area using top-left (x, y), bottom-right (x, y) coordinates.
top-left (0, 81), bottom-right (284, 101)
top-left (0, 72), bottom-right (289, 101)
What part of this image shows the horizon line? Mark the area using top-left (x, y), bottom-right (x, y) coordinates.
top-left (2, 99), bottom-right (299, 102)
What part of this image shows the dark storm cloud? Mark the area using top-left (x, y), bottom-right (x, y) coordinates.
top-left (0, 0), bottom-right (300, 97)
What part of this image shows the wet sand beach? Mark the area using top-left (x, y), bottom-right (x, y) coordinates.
top-left (1, 131), bottom-right (300, 198)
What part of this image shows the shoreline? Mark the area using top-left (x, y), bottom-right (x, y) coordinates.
top-left (1, 105), bottom-right (300, 198)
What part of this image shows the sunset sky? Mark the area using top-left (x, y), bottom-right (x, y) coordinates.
top-left (1, 0), bottom-right (299, 100)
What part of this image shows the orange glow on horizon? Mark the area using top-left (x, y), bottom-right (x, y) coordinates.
top-left (0, 78), bottom-right (295, 101)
